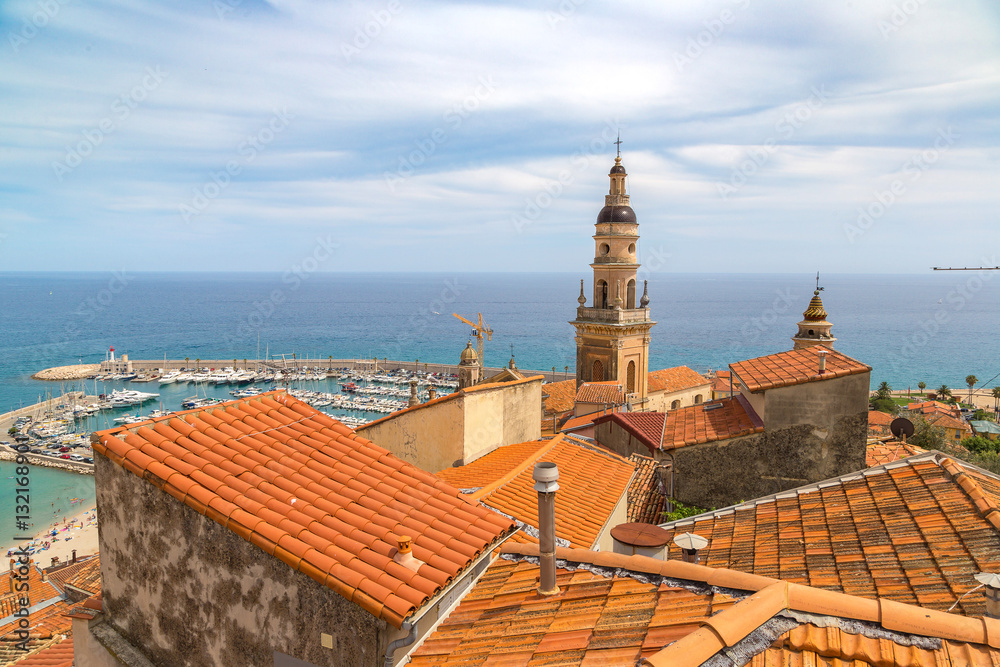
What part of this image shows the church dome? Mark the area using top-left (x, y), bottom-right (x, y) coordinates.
top-left (597, 205), bottom-right (636, 224)
top-left (460, 340), bottom-right (478, 363)
top-left (609, 164), bottom-right (626, 174)
top-left (802, 291), bottom-right (828, 321)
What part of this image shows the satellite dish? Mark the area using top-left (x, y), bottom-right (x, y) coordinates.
top-left (890, 417), bottom-right (915, 439)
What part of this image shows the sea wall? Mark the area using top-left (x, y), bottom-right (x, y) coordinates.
top-left (0, 449), bottom-right (93, 475)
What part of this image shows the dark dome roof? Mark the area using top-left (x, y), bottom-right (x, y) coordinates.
top-left (609, 164), bottom-right (626, 174)
top-left (597, 205), bottom-right (636, 224)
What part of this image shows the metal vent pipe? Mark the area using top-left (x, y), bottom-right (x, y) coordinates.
top-left (533, 461), bottom-right (560, 596)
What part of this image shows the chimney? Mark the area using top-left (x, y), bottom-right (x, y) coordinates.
top-left (673, 532), bottom-right (708, 564)
top-left (51, 557), bottom-right (58, 568)
top-left (976, 573), bottom-right (1000, 619)
top-left (533, 462), bottom-right (560, 596)
top-left (393, 535), bottom-right (423, 572)
top-left (71, 550), bottom-right (77, 564)
top-left (408, 380), bottom-right (419, 408)
top-left (817, 349), bottom-right (829, 374)
top-left (427, 387), bottom-right (436, 401)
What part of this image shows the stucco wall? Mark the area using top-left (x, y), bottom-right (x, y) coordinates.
top-left (94, 456), bottom-right (388, 667)
top-left (593, 420), bottom-right (654, 459)
top-left (647, 385), bottom-right (710, 413)
top-left (759, 372), bottom-right (870, 431)
top-left (594, 490), bottom-right (632, 552)
top-left (357, 395), bottom-right (466, 473)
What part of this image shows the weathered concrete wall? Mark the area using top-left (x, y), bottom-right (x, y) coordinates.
top-left (758, 373), bottom-right (870, 431)
top-left (357, 396), bottom-right (465, 472)
top-left (95, 456), bottom-right (387, 667)
top-left (595, 489), bottom-right (632, 552)
top-left (669, 411), bottom-right (868, 510)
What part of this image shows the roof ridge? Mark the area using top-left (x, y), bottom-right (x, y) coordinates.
top-left (940, 456), bottom-right (1000, 533)
top-left (469, 434), bottom-right (564, 502)
top-left (500, 542), bottom-right (1000, 656)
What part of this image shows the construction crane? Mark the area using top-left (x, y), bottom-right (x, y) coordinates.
top-left (933, 266), bottom-right (1000, 271)
top-left (452, 312), bottom-right (493, 373)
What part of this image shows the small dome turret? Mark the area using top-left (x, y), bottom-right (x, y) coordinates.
top-left (460, 340), bottom-right (478, 364)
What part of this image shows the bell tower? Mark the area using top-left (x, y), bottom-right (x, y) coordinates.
top-left (570, 142), bottom-right (655, 406)
top-left (792, 273), bottom-right (836, 350)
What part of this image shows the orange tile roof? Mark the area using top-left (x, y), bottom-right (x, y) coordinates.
top-left (865, 440), bottom-right (924, 466)
top-left (730, 345), bottom-right (870, 393)
top-left (646, 366), bottom-right (709, 394)
top-left (595, 397), bottom-right (764, 453)
top-left (559, 412), bottom-right (599, 432)
top-left (46, 555), bottom-right (100, 596)
top-left (907, 400), bottom-right (960, 417)
top-left (10, 636), bottom-right (73, 667)
top-left (434, 439), bottom-right (550, 489)
top-left (92, 391), bottom-right (515, 628)
top-left (927, 412), bottom-right (971, 433)
top-left (658, 452), bottom-right (1000, 617)
top-left (542, 379), bottom-right (576, 415)
top-left (575, 381), bottom-right (624, 405)
top-left (626, 453), bottom-right (664, 523)
top-left (0, 561), bottom-right (59, 619)
top-left (410, 543), bottom-right (1000, 667)
top-left (441, 435), bottom-right (636, 549)
top-left (867, 409), bottom-right (893, 436)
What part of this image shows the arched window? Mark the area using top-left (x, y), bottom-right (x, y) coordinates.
top-left (670, 400), bottom-right (680, 410)
top-left (592, 359), bottom-right (604, 382)
top-left (597, 280), bottom-right (608, 309)
top-left (626, 361), bottom-right (636, 394)
top-left (626, 279), bottom-right (636, 309)
top-left (694, 394), bottom-right (703, 404)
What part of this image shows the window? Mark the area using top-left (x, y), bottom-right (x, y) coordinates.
top-left (597, 280), bottom-right (608, 309)
top-left (627, 361), bottom-right (636, 394)
top-left (694, 394), bottom-right (703, 404)
top-left (670, 400), bottom-right (680, 410)
top-left (628, 243), bottom-right (635, 254)
top-left (599, 243), bottom-right (610, 256)
top-left (626, 279), bottom-right (636, 309)
top-left (592, 360), bottom-right (604, 382)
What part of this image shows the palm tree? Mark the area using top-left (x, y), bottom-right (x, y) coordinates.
top-left (937, 385), bottom-right (952, 403)
top-left (195, 358), bottom-right (200, 370)
top-left (918, 381), bottom-right (926, 396)
top-left (875, 381), bottom-right (892, 401)
top-left (185, 357), bottom-right (190, 369)
top-left (992, 386), bottom-right (1000, 412)
top-left (966, 375), bottom-right (978, 405)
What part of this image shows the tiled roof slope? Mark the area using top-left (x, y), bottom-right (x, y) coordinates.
top-left (594, 397), bottom-right (763, 453)
top-left (730, 345), bottom-right (870, 393)
top-left (410, 544), bottom-right (1000, 666)
top-left (441, 435), bottom-right (635, 549)
top-left (542, 379), bottom-right (576, 415)
top-left (434, 439), bottom-right (550, 489)
top-left (92, 391), bottom-right (515, 628)
top-left (646, 366), bottom-right (709, 394)
top-left (658, 452), bottom-right (1000, 617)
top-left (927, 412), bottom-right (971, 432)
top-left (46, 555), bottom-right (100, 596)
top-left (867, 409), bottom-right (893, 436)
top-left (865, 440), bottom-right (924, 466)
top-left (0, 562), bottom-right (59, 619)
top-left (626, 453), bottom-right (664, 524)
top-left (576, 381), bottom-right (624, 405)
top-left (908, 400), bottom-right (960, 417)
top-left (10, 636), bottom-right (73, 667)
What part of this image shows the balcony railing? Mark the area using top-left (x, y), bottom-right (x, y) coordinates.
top-left (574, 307), bottom-right (651, 324)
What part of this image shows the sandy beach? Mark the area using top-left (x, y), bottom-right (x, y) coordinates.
top-left (2, 503), bottom-right (98, 573)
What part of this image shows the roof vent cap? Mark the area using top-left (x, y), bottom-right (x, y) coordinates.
top-left (673, 532), bottom-right (708, 564)
top-left (394, 535), bottom-right (423, 572)
top-left (533, 461), bottom-right (560, 493)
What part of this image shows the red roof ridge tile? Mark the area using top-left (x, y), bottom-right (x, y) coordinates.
top-left (730, 345), bottom-right (871, 393)
top-left (499, 542), bottom-right (1000, 658)
top-left (940, 456), bottom-right (1000, 532)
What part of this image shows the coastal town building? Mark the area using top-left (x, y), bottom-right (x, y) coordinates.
top-left (972, 419), bottom-right (1000, 440)
top-left (644, 365), bottom-right (711, 411)
top-left (594, 345), bottom-right (870, 508)
top-left (570, 152), bottom-right (655, 408)
top-left (81, 392), bottom-right (516, 667)
top-left (456, 341), bottom-right (480, 389)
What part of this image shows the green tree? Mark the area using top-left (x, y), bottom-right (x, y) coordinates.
top-left (967, 375), bottom-right (979, 404)
top-left (871, 398), bottom-right (898, 415)
top-left (909, 417), bottom-right (945, 450)
top-left (875, 381), bottom-right (892, 401)
top-left (662, 499), bottom-right (709, 522)
top-left (961, 435), bottom-right (997, 454)
top-left (993, 386), bottom-right (1000, 411)
top-left (937, 385), bottom-right (952, 401)
top-left (918, 381), bottom-right (926, 393)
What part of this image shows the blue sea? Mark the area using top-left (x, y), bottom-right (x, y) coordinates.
top-left (2, 271), bottom-right (998, 416)
top-left (1, 271), bottom-right (997, 548)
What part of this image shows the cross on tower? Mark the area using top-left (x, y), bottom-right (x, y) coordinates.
top-left (816, 271), bottom-right (824, 292)
top-left (614, 132), bottom-right (622, 157)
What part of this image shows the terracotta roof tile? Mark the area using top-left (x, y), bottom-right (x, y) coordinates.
top-left (907, 400), bottom-right (961, 417)
top-left (542, 380), bottom-right (577, 415)
top-left (559, 412), bottom-right (600, 432)
top-left (926, 412), bottom-right (972, 433)
top-left (658, 453), bottom-right (1000, 617)
top-left (730, 345), bottom-right (870, 393)
top-left (595, 397), bottom-right (764, 453)
top-left (0, 561), bottom-right (59, 620)
top-left (92, 391), bottom-right (516, 628)
top-left (575, 381), bottom-right (624, 405)
top-left (8, 635), bottom-right (73, 667)
top-left (46, 555), bottom-right (100, 596)
top-left (436, 435), bottom-right (635, 549)
top-left (626, 454), bottom-right (664, 524)
top-left (865, 441), bottom-right (924, 466)
top-left (646, 366), bottom-right (709, 394)
top-left (412, 544), bottom-right (1000, 666)
top-left (867, 410), bottom-right (894, 437)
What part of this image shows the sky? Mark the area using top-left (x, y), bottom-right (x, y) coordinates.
top-left (1, 0), bottom-right (998, 273)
